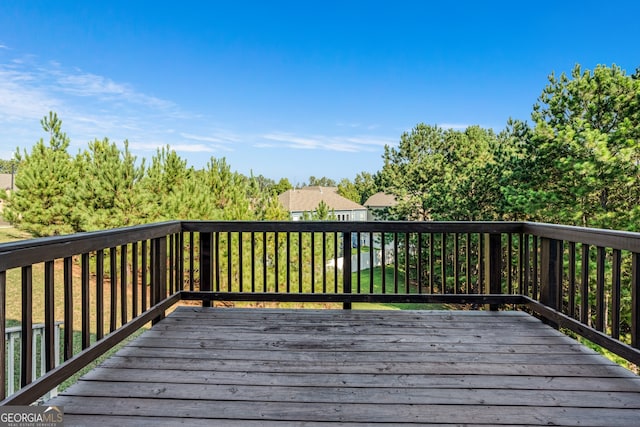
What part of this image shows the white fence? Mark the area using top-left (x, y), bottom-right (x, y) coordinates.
top-left (5, 322), bottom-right (62, 399)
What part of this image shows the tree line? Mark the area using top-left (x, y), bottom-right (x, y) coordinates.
top-left (379, 64), bottom-right (640, 230)
top-left (2, 63), bottom-right (639, 236)
top-left (0, 112), bottom-right (290, 236)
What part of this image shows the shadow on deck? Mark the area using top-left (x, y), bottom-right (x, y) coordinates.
top-left (50, 307), bottom-right (640, 426)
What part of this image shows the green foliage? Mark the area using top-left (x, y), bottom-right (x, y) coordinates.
top-left (336, 178), bottom-right (360, 204)
top-left (0, 159), bottom-right (18, 174)
top-left (3, 113), bottom-right (287, 234)
top-left (305, 176), bottom-right (337, 187)
top-left (302, 200), bottom-right (336, 220)
top-left (272, 177), bottom-right (293, 195)
top-left (337, 172), bottom-right (379, 205)
top-left (1, 112), bottom-right (78, 236)
top-left (75, 139), bottom-right (147, 230)
top-left (507, 64), bottom-right (640, 229)
top-left (380, 124), bottom-right (503, 221)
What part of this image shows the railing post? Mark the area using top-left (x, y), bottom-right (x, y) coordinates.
top-left (484, 233), bottom-right (502, 311)
top-left (632, 253), bottom-right (640, 348)
top-left (343, 232), bottom-right (352, 309)
top-left (200, 232), bottom-right (212, 308)
top-left (151, 236), bottom-right (167, 324)
top-left (540, 237), bottom-right (562, 328)
top-left (0, 270), bottom-right (6, 400)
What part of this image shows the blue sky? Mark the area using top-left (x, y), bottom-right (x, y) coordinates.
top-left (1, 1), bottom-right (638, 184)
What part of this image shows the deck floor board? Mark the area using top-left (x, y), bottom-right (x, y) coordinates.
top-left (49, 307), bottom-right (640, 426)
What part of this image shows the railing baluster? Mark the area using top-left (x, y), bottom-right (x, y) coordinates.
top-left (485, 234), bottom-right (503, 311)
top-left (96, 249), bottom-right (104, 340)
top-left (227, 232), bottom-right (233, 292)
top-left (580, 243), bottom-right (591, 325)
top-left (188, 232), bottom-right (195, 292)
top-left (611, 249), bottom-right (621, 339)
top-left (141, 241), bottom-right (148, 312)
top-left (356, 232), bottom-right (362, 294)
top-left (595, 246), bottom-right (605, 332)
top-left (81, 253), bottom-right (90, 349)
top-left (274, 232), bottom-right (279, 293)
top-left (132, 242), bottom-right (138, 318)
top-left (175, 232), bottom-right (184, 291)
top-left (215, 232), bottom-right (221, 292)
top-left (532, 236), bottom-right (539, 300)
top-left (343, 231), bottom-right (352, 309)
top-left (44, 260), bottom-right (55, 372)
top-left (298, 232), bottom-right (303, 293)
top-left (454, 233), bottom-right (459, 294)
top-left (251, 231), bottom-right (256, 293)
top-left (323, 232), bottom-right (328, 294)
top-left (417, 233), bottom-right (423, 294)
top-left (381, 232), bottom-right (386, 294)
top-left (568, 242), bottom-right (576, 318)
top-left (263, 232), bottom-right (267, 293)
top-left (465, 233), bottom-right (471, 294)
top-left (369, 232), bottom-right (374, 293)
top-left (169, 235), bottom-right (174, 294)
top-left (21, 265), bottom-right (33, 387)
top-left (109, 247), bottom-right (118, 333)
top-left (310, 232), bottom-right (314, 293)
top-left (429, 233), bottom-right (435, 293)
top-left (523, 234), bottom-right (530, 297)
top-left (236, 231), bottom-right (240, 292)
top-left (285, 232), bottom-right (290, 293)
top-left (393, 232), bottom-right (399, 294)
top-left (63, 257), bottom-right (73, 361)
top-left (120, 244), bottom-right (128, 325)
top-left (441, 233), bottom-right (447, 293)
top-left (632, 252), bottom-right (640, 348)
top-left (507, 233), bottom-right (513, 294)
top-left (200, 232), bottom-right (212, 308)
top-left (333, 231), bottom-right (344, 294)
top-left (405, 232), bottom-right (410, 294)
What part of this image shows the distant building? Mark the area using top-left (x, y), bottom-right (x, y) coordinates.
top-left (0, 173), bottom-right (15, 224)
top-left (0, 173), bottom-right (15, 191)
top-left (278, 187), bottom-right (367, 221)
top-left (363, 192), bottom-right (398, 220)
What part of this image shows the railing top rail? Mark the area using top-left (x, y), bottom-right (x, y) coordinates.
top-left (523, 222), bottom-right (640, 252)
top-left (180, 220), bottom-right (526, 234)
top-left (0, 221), bottom-right (182, 271)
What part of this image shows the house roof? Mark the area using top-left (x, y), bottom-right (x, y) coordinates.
top-left (278, 187), bottom-right (365, 212)
top-left (364, 192), bottom-right (398, 208)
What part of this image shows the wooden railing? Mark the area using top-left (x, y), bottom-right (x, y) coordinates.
top-left (1, 220), bottom-right (639, 404)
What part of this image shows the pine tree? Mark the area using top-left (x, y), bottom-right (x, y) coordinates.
top-left (1, 112), bottom-right (78, 236)
top-left (74, 138), bottom-right (147, 230)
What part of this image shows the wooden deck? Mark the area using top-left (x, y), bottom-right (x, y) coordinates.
top-left (49, 307), bottom-right (640, 426)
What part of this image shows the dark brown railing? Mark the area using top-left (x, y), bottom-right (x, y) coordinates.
top-left (1, 220), bottom-right (639, 404)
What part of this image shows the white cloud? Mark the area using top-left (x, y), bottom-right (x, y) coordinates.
top-left (261, 132), bottom-right (395, 152)
top-left (0, 69), bottom-right (61, 121)
top-left (171, 143), bottom-right (219, 153)
top-left (181, 132), bottom-right (227, 144)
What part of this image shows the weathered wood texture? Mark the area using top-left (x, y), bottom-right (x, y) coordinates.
top-left (49, 307), bottom-right (640, 426)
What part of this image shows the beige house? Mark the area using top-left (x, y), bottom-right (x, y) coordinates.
top-left (0, 173), bottom-right (15, 191)
top-left (278, 187), bottom-right (367, 221)
top-left (0, 174), bottom-right (15, 225)
top-left (363, 191), bottom-right (398, 220)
